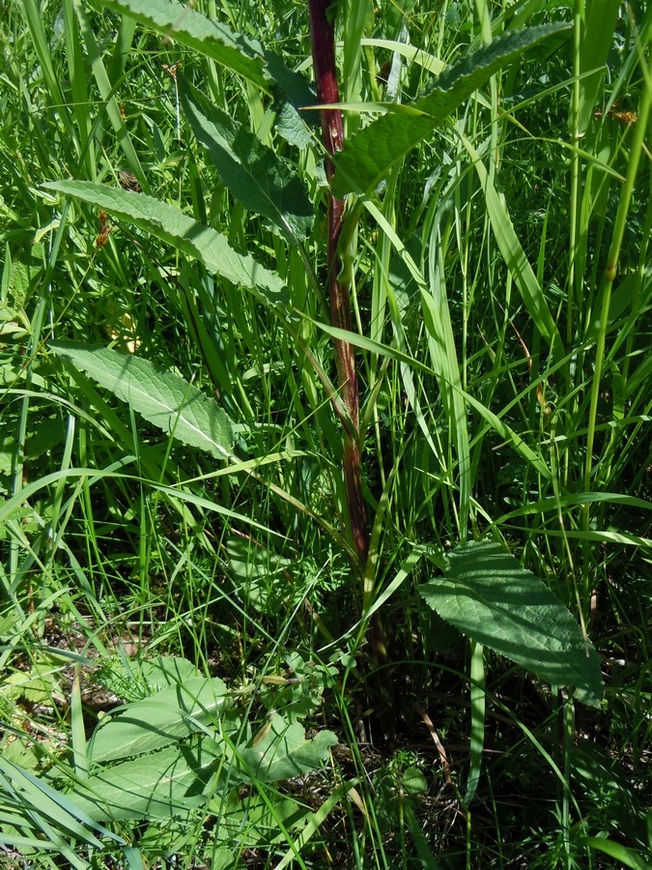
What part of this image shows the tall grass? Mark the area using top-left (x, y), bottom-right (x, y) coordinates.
top-left (1, 0), bottom-right (650, 866)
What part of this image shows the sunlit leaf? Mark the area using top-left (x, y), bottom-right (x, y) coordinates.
top-left (332, 23), bottom-right (571, 196)
top-left (420, 541), bottom-right (603, 706)
top-left (50, 343), bottom-right (235, 460)
top-left (43, 181), bottom-right (289, 309)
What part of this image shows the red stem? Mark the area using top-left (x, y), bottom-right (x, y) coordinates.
top-left (308, 0), bottom-right (369, 567)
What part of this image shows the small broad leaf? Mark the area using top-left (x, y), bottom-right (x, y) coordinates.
top-left (50, 342), bottom-right (234, 460)
top-left (265, 51), bottom-right (319, 148)
top-left (102, 0), bottom-right (269, 89)
top-left (332, 23), bottom-right (571, 196)
top-left (69, 745), bottom-right (211, 822)
top-left (179, 76), bottom-right (313, 243)
top-left (43, 181), bottom-right (289, 309)
top-left (420, 541), bottom-right (603, 706)
top-left (89, 676), bottom-right (228, 763)
top-left (238, 714), bottom-right (337, 782)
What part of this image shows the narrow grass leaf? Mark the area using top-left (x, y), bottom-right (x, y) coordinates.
top-left (420, 541), bottom-right (604, 705)
top-left (577, 0), bottom-right (622, 133)
top-left (179, 76), bottom-right (313, 243)
top-left (50, 342), bottom-right (235, 460)
top-left (464, 642), bottom-right (485, 807)
top-left (102, 0), bottom-right (268, 89)
top-left (460, 136), bottom-right (564, 363)
top-left (89, 676), bottom-right (228, 763)
top-left (0, 759), bottom-right (122, 846)
top-left (72, 0), bottom-right (147, 188)
top-left (332, 23), bottom-right (571, 195)
top-left (581, 838), bottom-right (651, 870)
top-left (43, 181), bottom-right (289, 308)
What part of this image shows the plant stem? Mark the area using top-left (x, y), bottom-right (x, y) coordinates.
top-left (308, 0), bottom-right (369, 568)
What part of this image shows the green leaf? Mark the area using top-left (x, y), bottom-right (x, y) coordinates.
top-left (101, 0), bottom-right (269, 89)
top-left (42, 182), bottom-right (289, 309)
top-left (69, 745), bottom-right (210, 822)
top-left (265, 51), bottom-right (318, 148)
top-left (50, 343), bottom-right (234, 460)
top-left (581, 838), bottom-right (651, 870)
top-left (89, 675), bottom-right (228, 763)
top-left (420, 541), bottom-right (604, 706)
top-left (238, 715), bottom-right (337, 782)
top-left (178, 76), bottom-right (313, 243)
top-left (332, 23), bottom-right (571, 196)
top-left (577, 0), bottom-right (622, 134)
top-left (0, 758), bottom-right (123, 846)
top-left (459, 136), bottom-right (564, 363)
top-left (205, 790), bottom-right (308, 846)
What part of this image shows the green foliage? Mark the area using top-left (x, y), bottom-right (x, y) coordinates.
top-left (179, 75), bottom-right (315, 244)
top-left (42, 181), bottom-right (290, 308)
top-left (1, 0), bottom-right (650, 865)
top-left (331, 22), bottom-right (571, 195)
top-left (420, 541), bottom-right (603, 706)
top-left (50, 342), bottom-right (235, 460)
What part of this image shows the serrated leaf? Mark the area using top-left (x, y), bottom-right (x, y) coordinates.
top-left (102, 0), bottom-right (268, 89)
top-left (49, 342), bottom-right (234, 460)
top-left (89, 676), bottom-right (228, 763)
top-left (69, 745), bottom-right (210, 822)
top-left (179, 76), bottom-right (313, 243)
top-left (42, 181), bottom-right (289, 309)
top-left (332, 23), bottom-right (571, 196)
top-left (238, 715), bottom-right (337, 782)
top-left (420, 541), bottom-right (603, 706)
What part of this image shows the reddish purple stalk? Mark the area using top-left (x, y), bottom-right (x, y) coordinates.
top-left (308, 0), bottom-right (369, 568)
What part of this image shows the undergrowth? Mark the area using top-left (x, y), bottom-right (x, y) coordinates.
top-left (0, 0), bottom-right (650, 867)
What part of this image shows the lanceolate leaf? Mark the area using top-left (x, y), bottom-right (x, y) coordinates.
top-left (332, 23), bottom-right (571, 196)
top-left (102, 0), bottom-right (268, 89)
top-left (179, 76), bottom-right (314, 243)
top-left (43, 181), bottom-right (289, 308)
top-left (50, 343), bottom-right (235, 460)
top-left (420, 541), bottom-right (603, 706)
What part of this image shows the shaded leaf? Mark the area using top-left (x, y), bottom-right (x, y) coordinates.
top-left (50, 343), bottom-right (234, 460)
top-left (420, 541), bottom-right (603, 706)
top-left (179, 76), bottom-right (313, 243)
top-left (265, 50), bottom-right (319, 148)
top-left (332, 23), bottom-right (571, 196)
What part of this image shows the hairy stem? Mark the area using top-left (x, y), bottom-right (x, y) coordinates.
top-left (309, 0), bottom-right (369, 567)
